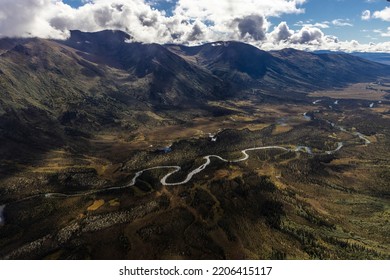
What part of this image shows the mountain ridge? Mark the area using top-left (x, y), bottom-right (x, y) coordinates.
top-left (1, 29), bottom-right (390, 162)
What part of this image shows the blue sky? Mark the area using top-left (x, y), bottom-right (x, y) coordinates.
top-left (1, 0), bottom-right (390, 51)
top-left (280, 0), bottom-right (390, 43)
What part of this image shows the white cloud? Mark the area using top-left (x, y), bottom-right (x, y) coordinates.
top-left (295, 18), bottom-right (353, 29)
top-left (373, 7), bottom-right (390, 21)
top-left (173, 0), bottom-right (306, 21)
top-left (0, 0), bottom-right (306, 43)
top-left (49, 0), bottom-right (180, 43)
top-left (0, 0), bottom-right (389, 52)
top-left (269, 21), bottom-right (294, 42)
top-left (380, 27), bottom-right (390, 37)
top-left (0, 0), bottom-right (69, 38)
top-left (295, 20), bottom-right (330, 29)
top-left (372, 27), bottom-right (390, 37)
top-left (236, 15), bottom-right (267, 41)
top-left (361, 10), bottom-right (371, 21)
top-left (331, 19), bottom-right (353, 27)
top-left (290, 26), bottom-right (324, 45)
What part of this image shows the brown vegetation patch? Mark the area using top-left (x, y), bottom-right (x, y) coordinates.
top-left (309, 83), bottom-right (387, 100)
top-left (87, 200), bottom-right (105, 211)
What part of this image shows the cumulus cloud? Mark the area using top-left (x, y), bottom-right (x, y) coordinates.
top-left (290, 27), bottom-right (324, 45)
top-left (267, 24), bottom-right (343, 51)
top-left (0, 0), bottom-right (304, 44)
top-left (361, 10), bottom-right (371, 20)
top-left (173, 0), bottom-right (306, 22)
top-left (186, 22), bottom-right (206, 42)
top-left (373, 7), bottom-right (390, 21)
top-left (0, 0), bottom-right (69, 38)
top-left (0, 0), bottom-right (389, 52)
top-left (269, 21), bottom-right (294, 42)
top-left (236, 15), bottom-right (267, 41)
top-left (48, 0), bottom-right (183, 43)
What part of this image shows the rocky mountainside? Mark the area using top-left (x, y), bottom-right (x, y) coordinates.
top-left (0, 30), bottom-right (389, 161)
top-left (168, 42), bottom-right (390, 92)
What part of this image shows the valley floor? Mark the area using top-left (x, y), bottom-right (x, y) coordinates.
top-left (1, 84), bottom-right (390, 259)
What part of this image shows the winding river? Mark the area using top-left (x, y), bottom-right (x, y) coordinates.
top-left (126, 111), bottom-right (372, 187)
top-left (126, 142), bottom-right (343, 187)
top-left (325, 120), bottom-right (371, 145)
top-left (127, 142), bottom-right (346, 187)
top-left (132, 146), bottom-right (291, 187)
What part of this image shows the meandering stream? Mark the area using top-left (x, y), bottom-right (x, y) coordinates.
top-left (126, 110), bottom-right (371, 187)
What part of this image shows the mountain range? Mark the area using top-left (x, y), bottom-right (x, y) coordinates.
top-left (1, 29), bottom-right (389, 162)
top-left (314, 50), bottom-right (390, 66)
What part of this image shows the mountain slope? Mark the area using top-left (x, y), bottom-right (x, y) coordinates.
top-left (167, 42), bottom-right (390, 93)
top-left (352, 52), bottom-right (390, 66)
top-left (0, 32), bottom-right (233, 166)
top-left (167, 41), bottom-right (273, 80)
top-left (60, 30), bottom-right (228, 104)
top-left (1, 30), bottom-right (390, 162)
top-left (271, 48), bottom-right (389, 88)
